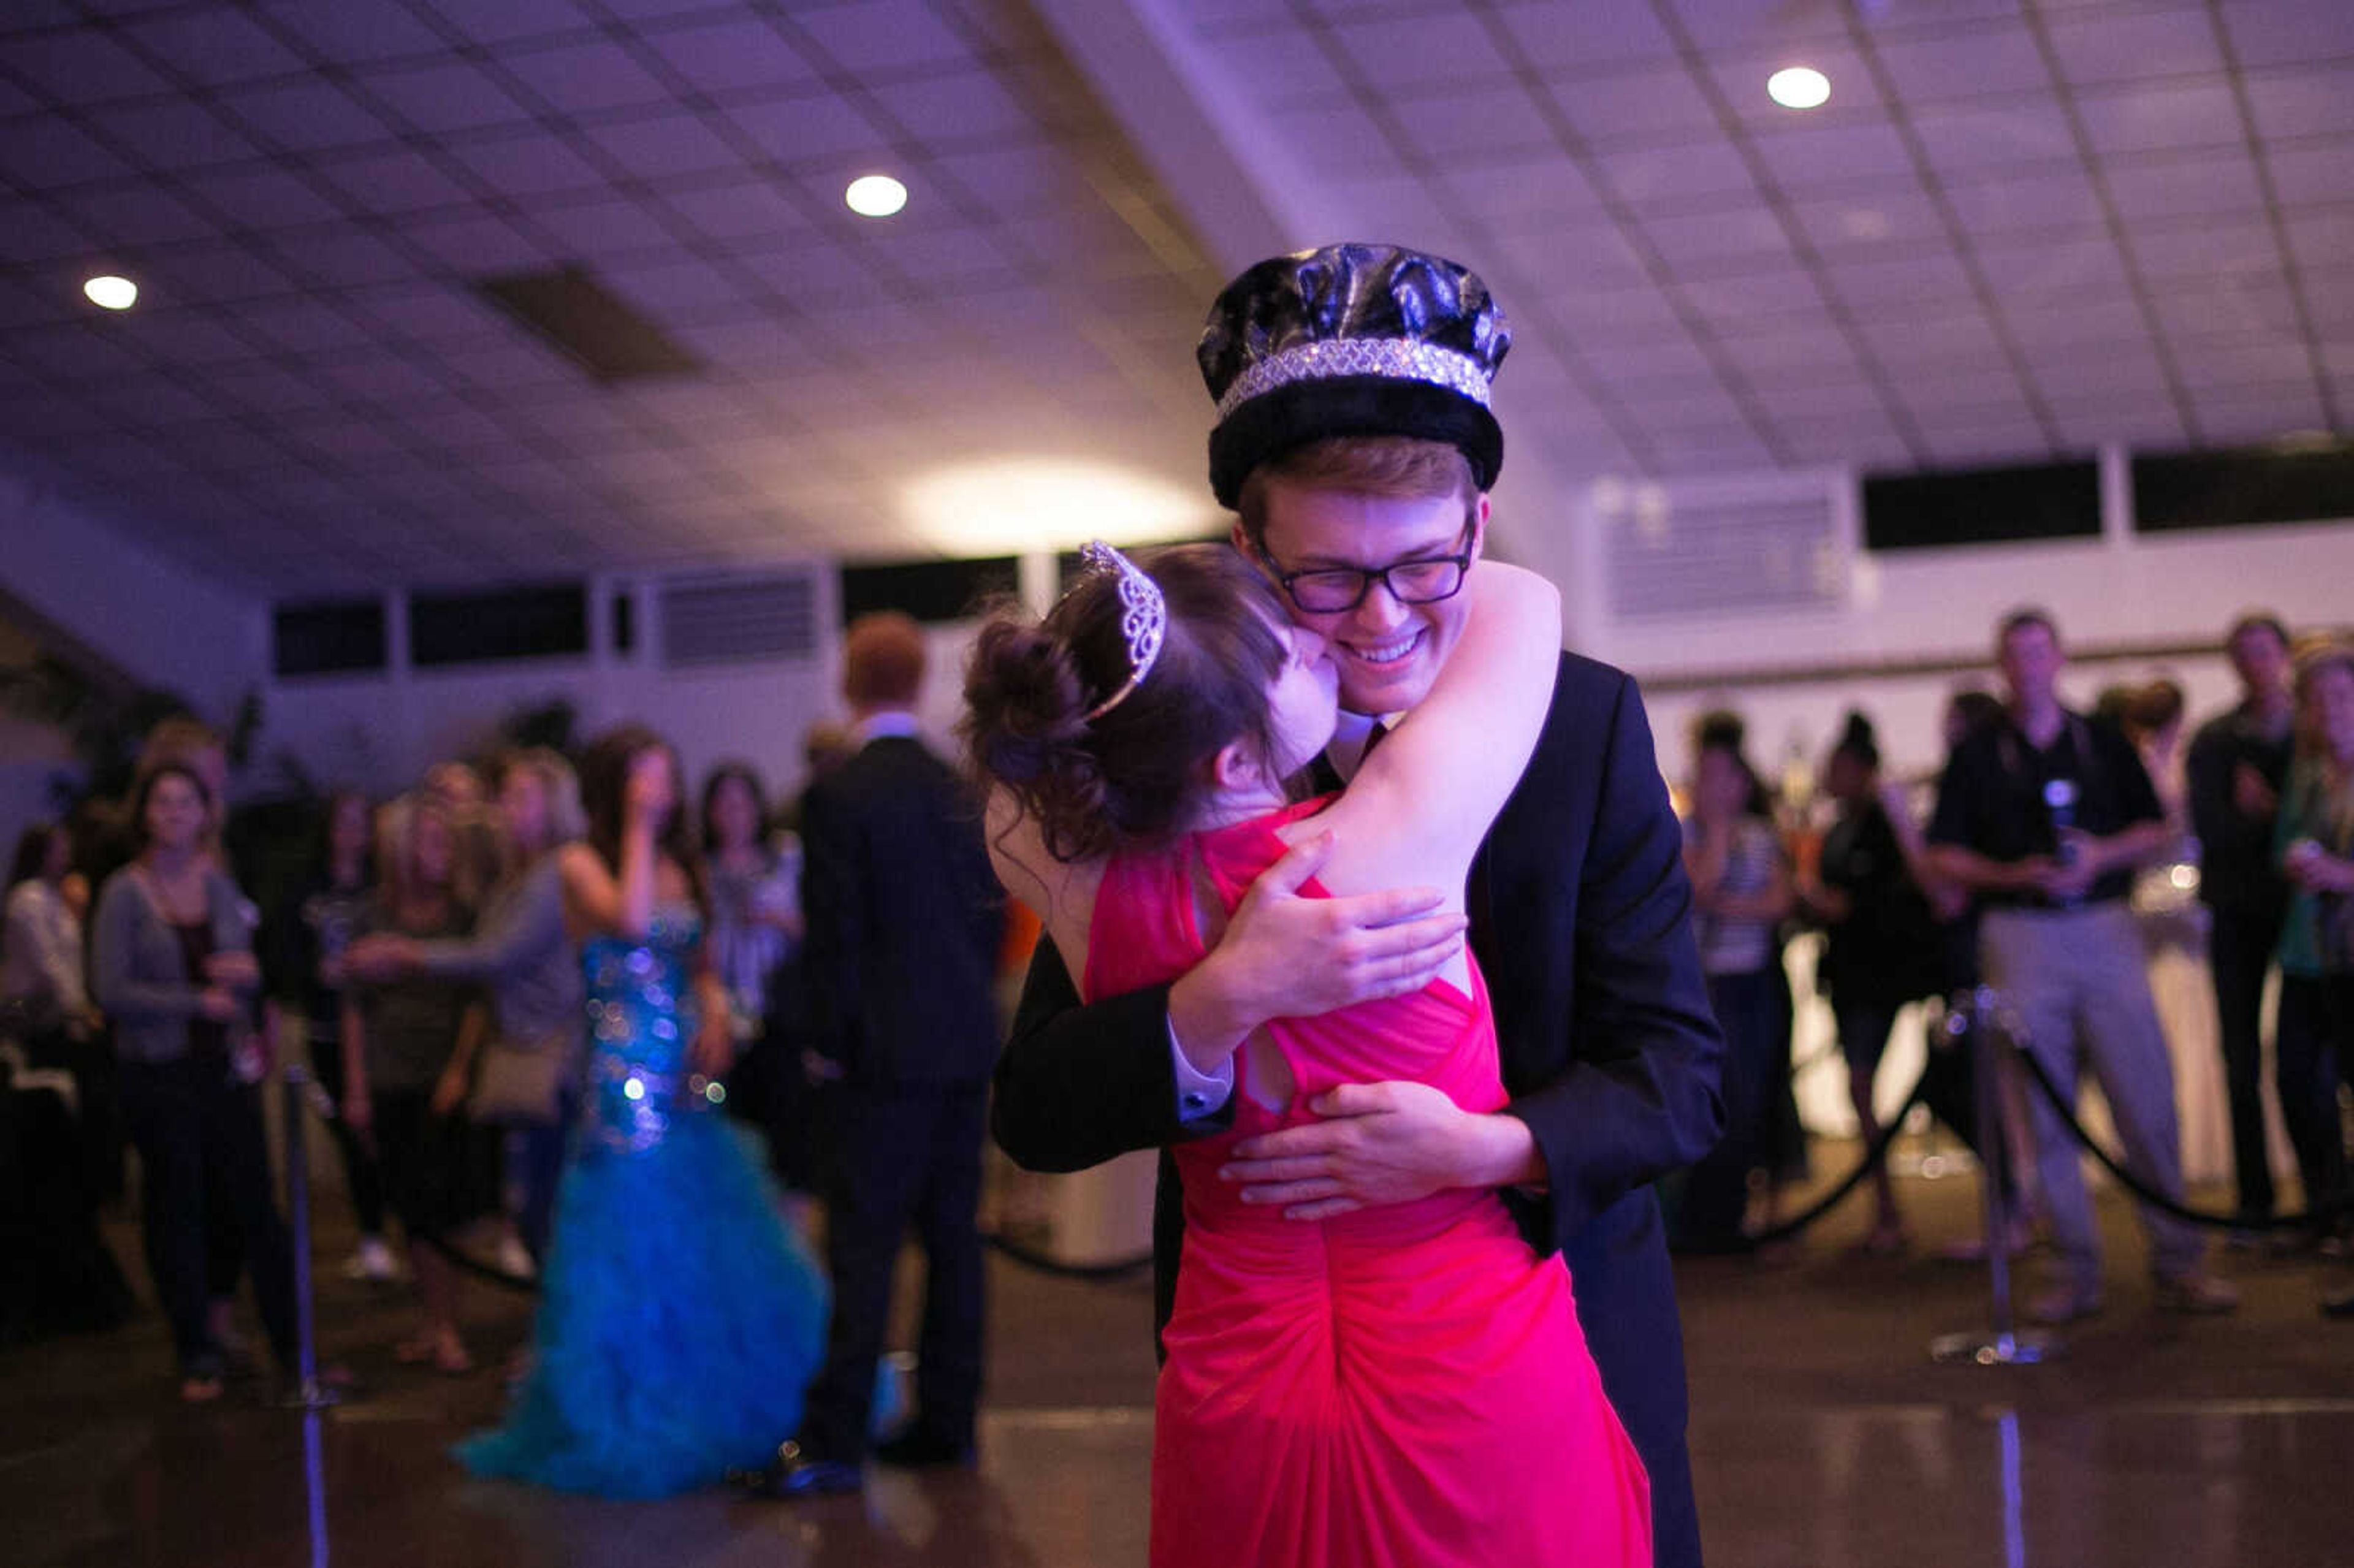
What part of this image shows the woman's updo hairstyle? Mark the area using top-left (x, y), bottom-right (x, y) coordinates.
top-left (1831, 710), bottom-right (1881, 771)
top-left (964, 544), bottom-right (1291, 862)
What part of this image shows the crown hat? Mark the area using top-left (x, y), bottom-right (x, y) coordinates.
top-left (1197, 243), bottom-right (1512, 509)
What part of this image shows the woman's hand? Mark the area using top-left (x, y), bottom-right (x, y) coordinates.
top-left (197, 986), bottom-right (240, 1022)
top-left (343, 1090), bottom-right (373, 1137)
top-left (430, 1065), bottom-right (468, 1118)
top-left (624, 751), bottom-right (673, 831)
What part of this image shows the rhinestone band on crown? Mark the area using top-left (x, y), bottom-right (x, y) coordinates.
top-left (1077, 541), bottom-right (1167, 723)
top-left (1214, 337), bottom-right (1494, 421)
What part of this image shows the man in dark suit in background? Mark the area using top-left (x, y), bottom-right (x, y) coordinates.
top-left (991, 245), bottom-right (1725, 1567)
top-left (747, 611), bottom-right (1007, 1497)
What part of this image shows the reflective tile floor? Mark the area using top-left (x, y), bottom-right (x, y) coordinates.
top-left (6, 1154), bottom-right (2351, 1568)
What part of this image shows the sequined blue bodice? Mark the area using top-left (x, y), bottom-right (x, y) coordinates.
top-left (580, 905), bottom-right (716, 1155)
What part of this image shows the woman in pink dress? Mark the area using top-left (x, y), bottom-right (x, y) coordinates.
top-left (966, 542), bottom-right (1649, 1568)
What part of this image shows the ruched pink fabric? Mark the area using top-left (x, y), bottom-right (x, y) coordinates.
top-left (1087, 798), bottom-right (1651, 1568)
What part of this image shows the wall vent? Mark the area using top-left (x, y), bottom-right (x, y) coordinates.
top-left (1596, 477), bottom-right (1843, 622)
top-left (659, 571), bottom-right (820, 667)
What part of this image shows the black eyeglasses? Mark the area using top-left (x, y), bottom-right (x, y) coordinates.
top-left (1262, 531), bottom-right (1476, 614)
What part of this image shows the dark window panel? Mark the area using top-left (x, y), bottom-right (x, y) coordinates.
top-left (273, 599), bottom-right (386, 677)
top-left (2134, 443), bottom-right (2354, 533)
top-left (1862, 459), bottom-right (2101, 551)
top-left (839, 557), bottom-right (1018, 625)
top-left (409, 583), bottom-right (588, 667)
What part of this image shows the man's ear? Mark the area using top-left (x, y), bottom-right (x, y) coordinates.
top-left (1228, 517), bottom-right (1252, 557)
top-left (1466, 492), bottom-right (1493, 559)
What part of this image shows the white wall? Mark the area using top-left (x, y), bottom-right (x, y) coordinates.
top-left (251, 576), bottom-right (991, 808)
top-left (1534, 460), bottom-right (2354, 785)
top-left (0, 465), bottom-right (262, 725)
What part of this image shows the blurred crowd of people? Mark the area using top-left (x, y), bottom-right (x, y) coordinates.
top-left (1670, 607), bottom-right (2354, 1319)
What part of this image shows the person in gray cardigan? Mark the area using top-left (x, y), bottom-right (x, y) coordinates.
top-left (90, 763), bottom-right (300, 1402)
top-left (347, 750), bottom-right (585, 1266)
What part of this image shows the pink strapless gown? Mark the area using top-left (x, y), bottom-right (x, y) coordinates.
top-left (1087, 799), bottom-right (1651, 1568)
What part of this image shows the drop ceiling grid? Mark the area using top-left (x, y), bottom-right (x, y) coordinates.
top-left (0, 0), bottom-right (1222, 588)
top-left (4, 1), bottom-right (2352, 595)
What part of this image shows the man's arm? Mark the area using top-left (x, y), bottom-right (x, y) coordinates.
top-left (992, 940), bottom-right (1203, 1173)
top-left (797, 782), bottom-right (866, 1075)
top-left (2184, 721), bottom-right (2234, 851)
top-left (1498, 669), bottom-right (1725, 1252)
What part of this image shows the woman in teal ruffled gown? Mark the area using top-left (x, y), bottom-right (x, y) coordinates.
top-left (457, 727), bottom-right (827, 1498)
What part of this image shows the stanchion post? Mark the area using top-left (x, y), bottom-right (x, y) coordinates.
top-left (280, 1062), bottom-right (340, 1410)
top-left (1932, 987), bottom-right (2061, 1366)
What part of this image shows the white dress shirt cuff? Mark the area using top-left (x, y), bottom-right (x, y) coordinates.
top-left (1170, 1021), bottom-right (1235, 1122)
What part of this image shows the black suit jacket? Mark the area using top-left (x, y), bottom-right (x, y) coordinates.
top-left (800, 733), bottom-right (1006, 1091)
top-left (991, 652), bottom-right (1724, 1567)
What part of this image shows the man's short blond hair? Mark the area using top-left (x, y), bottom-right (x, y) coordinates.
top-left (1233, 436), bottom-right (1477, 548)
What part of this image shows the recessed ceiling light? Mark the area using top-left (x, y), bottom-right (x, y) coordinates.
top-left (1767, 66), bottom-right (1831, 110)
top-left (83, 274), bottom-right (138, 310)
top-left (844, 174), bottom-right (908, 218)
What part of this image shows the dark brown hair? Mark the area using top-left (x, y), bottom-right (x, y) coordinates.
top-left (129, 763), bottom-right (212, 853)
top-left (699, 761), bottom-right (770, 855)
top-left (577, 724), bottom-right (707, 915)
top-left (962, 544), bottom-right (1292, 862)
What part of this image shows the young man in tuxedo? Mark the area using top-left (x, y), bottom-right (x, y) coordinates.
top-left (992, 244), bottom-right (1724, 1567)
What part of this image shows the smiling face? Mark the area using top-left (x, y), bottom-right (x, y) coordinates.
top-left (1242, 481), bottom-right (1487, 717)
top-left (2303, 657), bottom-right (2354, 765)
top-left (1997, 619), bottom-right (2064, 711)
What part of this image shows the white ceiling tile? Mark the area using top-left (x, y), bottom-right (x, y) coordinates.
top-left (1789, 189), bottom-right (1945, 255)
top-left (1442, 159), bottom-right (1601, 232)
top-left (120, 8), bottom-right (310, 86)
top-left (2105, 149), bottom-right (2266, 221)
top-left (213, 78), bottom-right (396, 151)
top-left (267, 227), bottom-right (421, 288)
top-left (1200, 25), bottom-right (1352, 107)
top-left (439, 0), bottom-right (594, 48)
top-left (1601, 139), bottom-right (1758, 210)
top-left (1331, 16), bottom-right (1515, 89)
top-left (1859, 305), bottom-right (2008, 365)
top-left (446, 131), bottom-right (610, 199)
top-left (1911, 100), bottom-right (2078, 174)
top-left (257, 1), bottom-right (450, 65)
top-left (1547, 65), bottom-right (1723, 142)
top-left (2, 26), bottom-right (178, 105)
top-left (2077, 78), bottom-right (2245, 155)
top-left (1392, 88), bottom-right (1551, 162)
top-left (1751, 120), bottom-right (1918, 191)
top-left (83, 97), bottom-right (267, 170)
top-left (1943, 166), bottom-right (2101, 233)
top-left (866, 68), bottom-right (1037, 142)
top-left (723, 94), bottom-right (891, 166)
top-left (793, 2), bottom-right (974, 74)
top-left (2126, 224), bottom-right (2286, 280)
top-left (578, 113), bottom-right (746, 181)
top-left (2263, 138), bottom-right (2354, 205)
top-left (1975, 235), bottom-right (2129, 299)
top-left (403, 211), bottom-right (553, 274)
top-left (310, 146), bottom-right (476, 214)
top-left (2283, 209), bottom-right (2354, 276)
top-left (1666, 0), bottom-right (1846, 50)
top-left (2170, 335), bottom-right (2323, 388)
top-left (62, 185), bottom-right (218, 247)
top-left (357, 59), bottom-right (537, 133)
top-left (1490, 223), bottom-right (1649, 291)
top-left (2244, 66), bottom-right (2354, 140)
top-left (1826, 251), bottom-right (1976, 308)
top-left (2190, 384), bottom-right (2328, 441)
top-left (1640, 204), bottom-right (1794, 266)
top-left (2150, 272), bottom-right (2300, 340)
top-left (662, 178), bottom-right (817, 245)
top-left (177, 166), bottom-right (346, 233)
top-left (500, 39), bottom-right (677, 116)
top-left (2306, 270), bottom-right (2354, 332)
top-left (1682, 269), bottom-right (1834, 321)
top-left (2222, 3), bottom-right (2354, 68)
top-left (1872, 25), bottom-right (2051, 102)
top-left (2045, 7), bottom-right (2222, 85)
top-left (1490, 0), bottom-right (1680, 69)
top-left (641, 17), bottom-right (818, 96)
top-left (2022, 342), bottom-right (2169, 398)
top-left (0, 118), bottom-right (139, 188)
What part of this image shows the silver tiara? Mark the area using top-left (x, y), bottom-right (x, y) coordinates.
top-left (1077, 541), bottom-right (1166, 723)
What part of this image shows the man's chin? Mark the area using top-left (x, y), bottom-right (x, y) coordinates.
top-left (1338, 662), bottom-right (1434, 715)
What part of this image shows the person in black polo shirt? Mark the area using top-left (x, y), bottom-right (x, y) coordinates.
top-left (1927, 609), bottom-right (2239, 1324)
top-left (2185, 613), bottom-right (2298, 1233)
